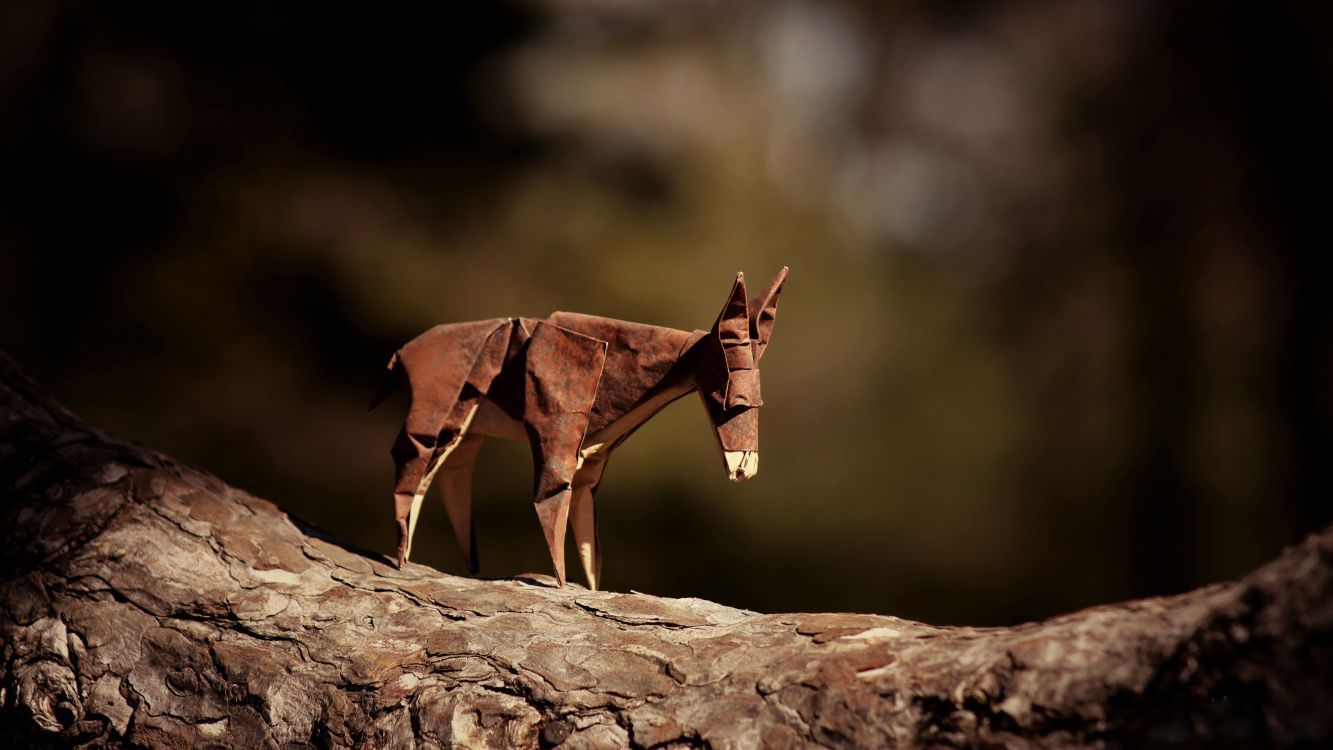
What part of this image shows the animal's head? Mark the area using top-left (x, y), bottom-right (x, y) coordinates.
top-left (698, 267), bottom-right (788, 482)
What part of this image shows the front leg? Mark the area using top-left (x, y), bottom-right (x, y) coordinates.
top-left (570, 455), bottom-right (609, 590)
top-left (523, 322), bottom-right (607, 587)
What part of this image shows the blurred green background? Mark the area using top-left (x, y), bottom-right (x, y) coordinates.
top-left (3, 2), bottom-right (1331, 625)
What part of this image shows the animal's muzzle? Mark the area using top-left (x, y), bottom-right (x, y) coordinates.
top-left (724, 451), bottom-right (758, 482)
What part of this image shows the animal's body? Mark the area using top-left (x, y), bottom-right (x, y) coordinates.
top-left (372, 268), bottom-right (787, 590)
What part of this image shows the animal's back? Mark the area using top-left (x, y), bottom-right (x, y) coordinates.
top-left (383, 313), bottom-right (696, 439)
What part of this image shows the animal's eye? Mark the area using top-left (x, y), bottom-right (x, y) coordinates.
top-left (717, 331), bottom-right (755, 370)
top-left (716, 317), bottom-right (749, 342)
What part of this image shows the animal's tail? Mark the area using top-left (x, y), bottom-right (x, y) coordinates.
top-left (368, 351), bottom-right (405, 411)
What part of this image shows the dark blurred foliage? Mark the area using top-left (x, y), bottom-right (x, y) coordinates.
top-left (3, 1), bottom-right (1331, 625)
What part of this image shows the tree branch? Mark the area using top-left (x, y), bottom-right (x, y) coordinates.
top-left (1, 351), bottom-right (1329, 748)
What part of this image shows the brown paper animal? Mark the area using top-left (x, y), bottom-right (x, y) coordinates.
top-left (372, 268), bottom-right (787, 590)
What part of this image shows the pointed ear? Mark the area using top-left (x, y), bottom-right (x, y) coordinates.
top-left (712, 272), bottom-right (750, 341)
top-left (748, 266), bottom-right (787, 359)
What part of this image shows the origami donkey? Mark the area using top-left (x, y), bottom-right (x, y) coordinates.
top-left (372, 268), bottom-right (787, 590)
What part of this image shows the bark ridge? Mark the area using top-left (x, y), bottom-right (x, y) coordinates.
top-left (0, 353), bottom-right (1329, 748)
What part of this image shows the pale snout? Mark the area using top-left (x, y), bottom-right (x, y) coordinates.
top-left (723, 450), bottom-right (759, 482)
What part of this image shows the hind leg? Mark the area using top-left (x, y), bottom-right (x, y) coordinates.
top-left (392, 426), bottom-right (439, 567)
top-left (387, 318), bottom-right (514, 568)
top-left (393, 403), bottom-right (480, 566)
top-left (436, 432), bottom-right (486, 574)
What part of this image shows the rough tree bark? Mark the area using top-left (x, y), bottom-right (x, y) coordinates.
top-left (0, 352), bottom-right (1329, 749)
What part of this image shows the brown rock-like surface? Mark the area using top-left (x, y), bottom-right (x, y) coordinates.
top-left (1, 351), bottom-right (1330, 748)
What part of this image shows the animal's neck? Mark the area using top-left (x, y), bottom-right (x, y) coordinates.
top-left (469, 323), bottom-right (708, 447)
top-left (546, 312), bottom-right (704, 432)
top-left (580, 378), bottom-right (695, 457)
top-left (581, 330), bottom-right (709, 450)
